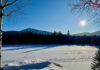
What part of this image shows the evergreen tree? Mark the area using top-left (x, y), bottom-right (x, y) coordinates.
top-left (58, 31), bottom-right (62, 35)
top-left (67, 30), bottom-right (70, 36)
top-left (91, 49), bottom-right (100, 70)
top-left (53, 31), bottom-right (57, 35)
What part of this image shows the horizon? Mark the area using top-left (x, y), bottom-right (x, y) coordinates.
top-left (3, 27), bottom-right (100, 35)
top-left (2, 0), bottom-right (100, 34)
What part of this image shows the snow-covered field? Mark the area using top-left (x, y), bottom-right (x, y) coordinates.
top-left (2, 45), bottom-right (98, 70)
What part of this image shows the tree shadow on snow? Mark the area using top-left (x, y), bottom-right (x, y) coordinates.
top-left (3, 61), bottom-right (51, 70)
top-left (22, 47), bottom-right (48, 53)
top-left (2, 44), bottom-right (63, 52)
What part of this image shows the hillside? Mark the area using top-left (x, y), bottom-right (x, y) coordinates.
top-left (73, 31), bottom-right (100, 36)
top-left (3, 28), bottom-right (52, 35)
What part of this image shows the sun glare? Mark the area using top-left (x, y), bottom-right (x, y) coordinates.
top-left (79, 20), bottom-right (87, 27)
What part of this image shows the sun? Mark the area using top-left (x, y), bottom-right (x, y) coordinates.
top-left (79, 20), bottom-right (87, 27)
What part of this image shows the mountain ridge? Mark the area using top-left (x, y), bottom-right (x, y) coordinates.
top-left (3, 28), bottom-right (100, 36)
top-left (73, 31), bottom-right (100, 36)
top-left (3, 28), bottom-right (52, 35)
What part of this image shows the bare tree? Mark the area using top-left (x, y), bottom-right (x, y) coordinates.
top-left (70, 0), bottom-right (100, 12)
top-left (0, 0), bottom-right (31, 68)
top-left (70, 0), bottom-right (100, 20)
top-left (0, 0), bottom-right (31, 42)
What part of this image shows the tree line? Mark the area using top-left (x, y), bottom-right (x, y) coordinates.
top-left (2, 31), bottom-right (100, 46)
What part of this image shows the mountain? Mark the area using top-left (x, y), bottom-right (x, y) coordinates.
top-left (3, 28), bottom-right (100, 36)
top-left (3, 28), bottom-right (52, 35)
top-left (21, 28), bottom-right (52, 35)
top-left (73, 31), bottom-right (100, 36)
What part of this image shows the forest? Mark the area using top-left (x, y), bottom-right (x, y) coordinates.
top-left (2, 31), bottom-right (100, 46)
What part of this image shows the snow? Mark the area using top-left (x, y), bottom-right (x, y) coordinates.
top-left (2, 45), bottom-right (98, 70)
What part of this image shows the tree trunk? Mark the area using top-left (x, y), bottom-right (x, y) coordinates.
top-left (0, 15), bottom-right (2, 44)
top-left (0, 16), bottom-right (2, 68)
top-left (0, 0), bottom-right (2, 68)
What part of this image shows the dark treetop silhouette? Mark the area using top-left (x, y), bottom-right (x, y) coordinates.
top-left (3, 29), bottom-right (100, 46)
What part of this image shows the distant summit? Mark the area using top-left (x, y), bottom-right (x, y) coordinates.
top-left (73, 31), bottom-right (100, 36)
top-left (21, 28), bottom-right (52, 35)
top-left (3, 28), bottom-right (100, 36)
top-left (3, 28), bottom-right (52, 35)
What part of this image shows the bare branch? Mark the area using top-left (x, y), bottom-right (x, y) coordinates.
top-left (71, 0), bottom-right (100, 13)
top-left (0, 0), bottom-right (2, 5)
top-left (3, 0), bottom-right (8, 5)
top-left (95, 0), bottom-right (99, 3)
top-left (69, 0), bottom-right (100, 25)
top-left (4, 6), bottom-right (22, 16)
top-left (4, 0), bottom-right (18, 8)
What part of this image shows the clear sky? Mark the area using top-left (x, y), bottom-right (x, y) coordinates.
top-left (2, 0), bottom-right (100, 34)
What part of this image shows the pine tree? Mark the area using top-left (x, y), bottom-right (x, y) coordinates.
top-left (53, 31), bottom-right (57, 35)
top-left (58, 31), bottom-right (62, 35)
top-left (67, 30), bottom-right (70, 36)
top-left (91, 49), bottom-right (100, 70)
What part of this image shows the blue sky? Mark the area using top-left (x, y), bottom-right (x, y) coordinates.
top-left (3, 0), bottom-right (100, 34)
